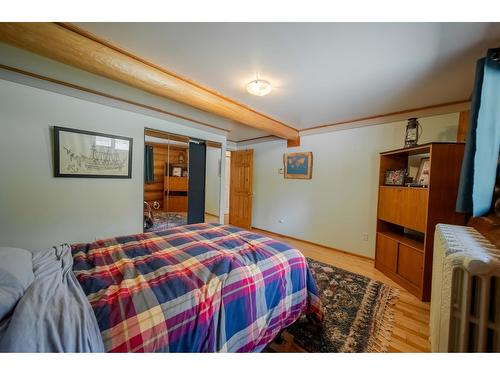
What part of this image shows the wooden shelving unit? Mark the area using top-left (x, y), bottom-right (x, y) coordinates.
top-left (164, 163), bottom-right (188, 212)
top-left (377, 231), bottom-right (425, 252)
top-left (375, 142), bottom-right (466, 301)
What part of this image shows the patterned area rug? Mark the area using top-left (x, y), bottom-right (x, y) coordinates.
top-left (285, 258), bottom-right (399, 353)
top-left (144, 211), bottom-right (187, 232)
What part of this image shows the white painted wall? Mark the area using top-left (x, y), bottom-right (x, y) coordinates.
top-left (0, 78), bottom-right (226, 251)
top-left (241, 113), bottom-right (459, 258)
top-left (205, 147), bottom-right (221, 217)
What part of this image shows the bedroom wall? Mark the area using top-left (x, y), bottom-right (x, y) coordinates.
top-left (240, 113), bottom-right (460, 258)
top-left (0, 78), bottom-right (226, 251)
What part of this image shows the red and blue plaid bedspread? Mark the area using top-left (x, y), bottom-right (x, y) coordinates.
top-left (72, 223), bottom-right (323, 352)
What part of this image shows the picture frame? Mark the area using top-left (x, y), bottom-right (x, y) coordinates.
top-left (384, 168), bottom-right (406, 186)
top-left (415, 157), bottom-right (431, 186)
top-left (172, 167), bottom-right (182, 177)
top-left (53, 126), bottom-right (132, 178)
top-left (284, 152), bottom-right (313, 179)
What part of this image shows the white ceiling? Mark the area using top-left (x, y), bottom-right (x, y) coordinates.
top-left (77, 22), bottom-right (500, 133)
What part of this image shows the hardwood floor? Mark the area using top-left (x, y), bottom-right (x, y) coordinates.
top-left (204, 213), bottom-right (229, 225)
top-left (204, 213), bottom-right (220, 223)
top-left (251, 228), bottom-right (431, 353)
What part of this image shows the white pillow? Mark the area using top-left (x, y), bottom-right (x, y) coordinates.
top-left (0, 247), bottom-right (35, 320)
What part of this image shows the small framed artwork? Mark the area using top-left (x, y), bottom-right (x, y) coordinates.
top-left (53, 126), bottom-right (132, 178)
top-left (284, 152), bottom-right (313, 179)
top-left (415, 157), bottom-right (431, 186)
top-left (384, 168), bottom-right (406, 186)
top-left (172, 167), bottom-right (182, 177)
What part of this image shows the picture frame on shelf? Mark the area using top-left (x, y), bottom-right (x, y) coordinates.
top-left (172, 167), bottom-right (182, 177)
top-left (415, 157), bottom-right (431, 186)
top-left (384, 168), bottom-right (406, 186)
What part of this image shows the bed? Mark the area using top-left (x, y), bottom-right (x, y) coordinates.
top-left (0, 223), bottom-right (323, 352)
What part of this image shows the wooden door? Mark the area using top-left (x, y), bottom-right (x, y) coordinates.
top-left (229, 150), bottom-right (253, 229)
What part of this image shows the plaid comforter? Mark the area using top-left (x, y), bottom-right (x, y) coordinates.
top-left (72, 223), bottom-right (323, 352)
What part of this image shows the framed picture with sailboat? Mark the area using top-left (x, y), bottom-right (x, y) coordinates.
top-left (53, 126), bottom-right (133, 178)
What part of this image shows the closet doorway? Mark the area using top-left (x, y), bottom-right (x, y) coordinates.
top-left (143, 128), bottom-right (222, 231)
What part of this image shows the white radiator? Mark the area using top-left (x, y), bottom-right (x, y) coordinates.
top-left (431, 224), bottom-right (500, 352)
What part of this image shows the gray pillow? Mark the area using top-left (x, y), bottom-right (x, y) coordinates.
top-left (0, 247), bottom-right (35, 320)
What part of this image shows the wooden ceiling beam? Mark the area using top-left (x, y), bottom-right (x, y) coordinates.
top-left (0, 22), bottom-right (299, 141)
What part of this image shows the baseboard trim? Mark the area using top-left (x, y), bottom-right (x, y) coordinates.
top-left (251, 226), bottom-right (374, 262)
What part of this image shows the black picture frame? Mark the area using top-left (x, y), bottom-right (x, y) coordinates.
top-left (53, 126), bottom-right (133, 178)
top-left (384, 168), bottom-right (406, 186)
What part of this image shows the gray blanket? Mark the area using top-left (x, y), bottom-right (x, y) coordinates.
top-left (0, 245), bottom-right (104, 352)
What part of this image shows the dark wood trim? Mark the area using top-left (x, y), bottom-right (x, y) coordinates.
top-left (379, 141), bottom-right (464, 156)
top-left (236, 135), bottom-right (280, 144)
top-left (457, 110), bottom-right (470, 142)
top-left (305, 100), bottom-right (470, 132)
top-left (145, 128), bottom-right (191, 143)
top-left (205, 141), bottom-right (223, 149)
top-left (287, 137), bottom-right (301, 148)
top-left (0, 63), bottom-right (230, 133)
top-left (232, 102), bottom-right (470, 145)
top-left (252, 226), bottom-right (374, 261)
top-left (144, 141), bottom-right (187, 150)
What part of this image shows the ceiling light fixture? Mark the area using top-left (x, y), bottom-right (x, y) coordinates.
top-left (246, 79), bottom-right (273, 97)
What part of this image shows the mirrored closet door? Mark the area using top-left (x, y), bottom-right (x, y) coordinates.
top-left (144, 129), bottom-right (189, 231)
top-left (143, 129), bottom-right (222, 232)
top-left (204, 142), bottom-right (222, 224)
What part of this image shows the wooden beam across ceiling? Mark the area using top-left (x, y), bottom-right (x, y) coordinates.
top-left (0, 22), bottom-right (299, 141)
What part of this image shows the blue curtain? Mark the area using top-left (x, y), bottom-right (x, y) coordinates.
top-left (144, 145), bottom-right (154, 184)
top-left (457, 48), bottom-right (500, 216)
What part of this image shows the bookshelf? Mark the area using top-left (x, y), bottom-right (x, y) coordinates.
top-left (375, 142), bottom-right (466, 301)
top-left (164, 162), bottom-right (188, 212)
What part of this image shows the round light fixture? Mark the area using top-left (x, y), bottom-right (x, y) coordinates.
top-left (246, 79), bottom-right (272, 96)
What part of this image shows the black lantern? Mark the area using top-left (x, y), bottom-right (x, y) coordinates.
top-left (404, 118), bottom-right (421, 148)
top-left (178, 151), bottom-right (185, 163)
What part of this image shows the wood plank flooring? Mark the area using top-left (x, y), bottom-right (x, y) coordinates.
top-left (204, 213), bottom-right (220, 223)
top-left (252, 228), bottom-right (431, 353)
